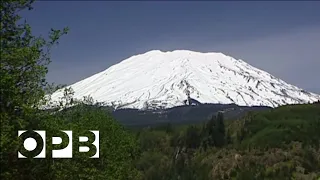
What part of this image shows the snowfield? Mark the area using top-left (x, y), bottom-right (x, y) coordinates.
top-left (48, 50), bottom-right (320, 109)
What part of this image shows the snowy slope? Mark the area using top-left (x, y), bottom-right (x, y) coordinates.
top-left (48, 50), bottom-right (320, 109)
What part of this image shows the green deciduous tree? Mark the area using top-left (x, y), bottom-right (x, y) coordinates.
top-left (41, 104), bottom-right (142, 180)
top-left (1, 1), bottom-right (141, 179)
top-left (1, 0), bottom-right (68, 178)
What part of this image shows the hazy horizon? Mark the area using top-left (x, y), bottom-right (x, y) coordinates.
top-left (22, 1), bottom-right (320, 93)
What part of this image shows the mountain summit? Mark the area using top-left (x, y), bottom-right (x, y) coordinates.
top-left (49, 50), bottom-right (320, 109)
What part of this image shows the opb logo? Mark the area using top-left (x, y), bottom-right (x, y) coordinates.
top-left (18, 130), bottom-right (99, 158)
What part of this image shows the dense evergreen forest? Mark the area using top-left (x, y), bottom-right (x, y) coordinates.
top-left (1, 1), bottom-right (320, 179)
top-left (132, 102), bottom-right (320, 180)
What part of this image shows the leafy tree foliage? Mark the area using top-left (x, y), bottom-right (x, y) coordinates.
top-left (1, 0), bottom-right (68, 178)
top-left (40, 104), bottom-right (142, 180)
top-left (1, 1), bottom-right (141, 179)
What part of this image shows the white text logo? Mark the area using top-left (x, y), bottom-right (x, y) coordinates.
top-left (18, 130), bottom-right (99, 158)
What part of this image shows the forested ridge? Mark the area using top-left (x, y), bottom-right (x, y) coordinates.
top-left (132, 102), bottom-right (320, 180)
top-left (1, 1), bottom-right (320, 179)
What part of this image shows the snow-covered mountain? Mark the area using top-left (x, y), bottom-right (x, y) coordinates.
top-left (48, 50), bottom-right (320, 109)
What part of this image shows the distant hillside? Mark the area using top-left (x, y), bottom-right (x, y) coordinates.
top-left (229, 102), bottom-right (320, 149)
top-left (112, 103), bottom-right (271, 127)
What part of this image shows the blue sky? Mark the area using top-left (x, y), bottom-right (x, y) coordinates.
top-left (23, 1), bottom-right (320, 93)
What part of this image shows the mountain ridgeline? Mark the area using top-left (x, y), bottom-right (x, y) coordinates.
top-left (47, 50), bottom-right (320, 110)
